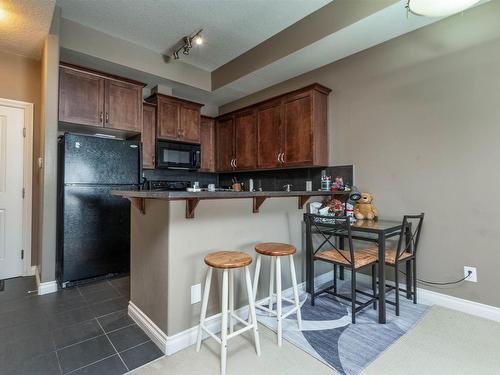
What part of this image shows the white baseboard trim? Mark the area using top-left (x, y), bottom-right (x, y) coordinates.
top-left (34, 266), bottom-right (58, 295)
top-left (128, 270), bottom-right (500, 356)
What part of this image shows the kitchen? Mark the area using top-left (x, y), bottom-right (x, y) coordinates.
top-left (1, 1), bottom-right (500, 375)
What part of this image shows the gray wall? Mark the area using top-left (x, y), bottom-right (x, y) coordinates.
top-left (220, 3), bottom-right (500, 308)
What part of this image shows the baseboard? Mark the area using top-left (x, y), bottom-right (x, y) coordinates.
top-left (128, 302), bottom-right (168, 354)
top-left (35, 266), bottom-right (58, 295)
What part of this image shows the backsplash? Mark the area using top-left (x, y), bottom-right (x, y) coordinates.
top-left (143, 169), bottom-right (218, 187)
top-left (219, 165), bottom-right (354, 191)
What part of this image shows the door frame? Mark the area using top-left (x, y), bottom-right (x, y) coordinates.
top-left (0, 98), bottom-right (33, 277)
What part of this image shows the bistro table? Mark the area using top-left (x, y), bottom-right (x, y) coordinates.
top-left (305, 216), bottom-right (404, 324)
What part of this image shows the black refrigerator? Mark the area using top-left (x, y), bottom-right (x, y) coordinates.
top-left (57, 133), bottom-right (141, 287)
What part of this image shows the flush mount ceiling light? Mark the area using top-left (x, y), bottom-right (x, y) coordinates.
top-left (172, 29), bottom-right (203, 60)
top-left (407, 0), bottom-right (481, 17)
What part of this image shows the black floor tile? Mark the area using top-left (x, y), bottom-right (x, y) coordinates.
top-left (10, 351), bottom-right (61, 375)
top-left (78, 281), bottom-right (113, 296)
top-left (57, 335), bottom-right (115, 374)
top-left (0, 319), bottom-right (51, 345)
top-left (120, 340), bottom-right (163, 371)
top-left (109, 276), bottom-right (130, 289)
top-left (107, 324), bottom-right (149, 352)
top-left (69, 355), bottom-right (127, 375)
top-left (115, 286), bottom-right (130, 299)
top-left (90, 297), bottom-right (128, 318)
top-left (48, 306), bottom-right (96, 330)
top-left (0, 303), bottom-right (44, 330)
top-left (0, 333), bottom-right (56, 373)
top-left (52, 319), bottom-right (104, 349)
top-left (38, 293), bottom-right (89, 315)
top-left (97, 310), bottom-right (134, 333)
top-left (83, 288), bottom-right (121, 304)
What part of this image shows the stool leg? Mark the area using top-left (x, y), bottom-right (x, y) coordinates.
top-left (252, 254), bottom-right (262, 301)
top-left (221, 269), bottom-right (229, 375)
top-left (289, 255), bottom-right (302, 330)
top-left (196, 267), bottom-right (212, 352)
top-left (268, 256), bottom-right (275, 315)
top-left (276, 256), bottom-right (283, 346)
top-left (244, 266), bottom-right (261, 356)
top-left (229, 269), bottom-right (234, 334)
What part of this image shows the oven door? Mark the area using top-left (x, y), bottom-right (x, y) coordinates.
top-left (156, 141), bottom-right (200, 170)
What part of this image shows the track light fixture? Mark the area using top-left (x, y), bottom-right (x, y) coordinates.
top-left (172, 29), bottom-right (203, 60)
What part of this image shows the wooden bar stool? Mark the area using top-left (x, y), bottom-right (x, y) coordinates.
top-left (196, 251), bottom-right (261, 375)
top-left (252, 243), bottom-right (302, 346)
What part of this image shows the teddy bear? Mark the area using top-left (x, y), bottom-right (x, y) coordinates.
top-left (354, 192), bottom-right (378, 220)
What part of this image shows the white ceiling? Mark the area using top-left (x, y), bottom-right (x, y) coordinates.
top-left (0, 0), bottom-right (55, 58)
top-left (56, 0), bottom-right (331, 71)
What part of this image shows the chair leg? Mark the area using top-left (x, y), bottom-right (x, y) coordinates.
top-left (196, 267), bottom-right (212, 352)
top-left (228, 269), bottom-right (234, 334)
top-left (394, 263), bottom-right (400, 316)
top-left (289, 255), bottom-right (302, 330)
top-left (405, 260), bottom-right (412, 300)
top-left (276, 256), bottom-right (283, 346)
top-left (371, 264), bottom-right (377, 310)
top-left (220, 269), bottom-right (229, 375)
top-left (333, 264), bottom-right (338, 293)
top-left (252, 255), bottom-right (262, 301)
top-left (351, 269), bottom-right (356, 324)
top-left (244, 266), bottom-right (261, 356)
top-left (311, 257), bottom-right (315, 307)
top-left (268, 256), bottom-right (275, 315)
top-left (413, 258), bottom-right (417, 304)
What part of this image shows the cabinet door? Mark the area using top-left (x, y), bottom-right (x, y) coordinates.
top-left (104, 80), bottom-right (143, 132)
top-left (234, 110), bottom-right (257, 170)
top-left (59, 67), bottom-right (104, 127)
top-left (180, 104), bottom-right (201, 143)
top-left (283, 92), bottom-right (313, 166)
top-left (216, 117), bottom-right (235, 172)
top-left (257, 101), bottom-right (282, 169)
top-left (157, 98), bottom-right (180, 140)
top-left (200, 116), bottom-right (215, 172)
top-left (142, 104), bottom-right (156, 169)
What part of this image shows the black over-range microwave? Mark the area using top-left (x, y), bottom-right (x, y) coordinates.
top-left (156, 141), bottom-right (201, 170)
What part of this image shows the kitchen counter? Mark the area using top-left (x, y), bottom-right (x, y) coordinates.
top-left (112, 189), bottom-right (349, 218)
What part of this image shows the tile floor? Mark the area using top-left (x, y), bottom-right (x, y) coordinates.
top-left (0, 276), bottom-right (163, 374)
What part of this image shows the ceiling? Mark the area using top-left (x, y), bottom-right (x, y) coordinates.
top-left (56, 0), bottom-right (331, 71)
top-left (0, 0), bottom-right (55, 59)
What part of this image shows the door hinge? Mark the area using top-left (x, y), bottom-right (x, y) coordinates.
top-left (21, 249), bottom-right (24, 260)
top-left (22, 187), bottom-right (25, 198)
top-left (23, 128), bottom-right (26, 138)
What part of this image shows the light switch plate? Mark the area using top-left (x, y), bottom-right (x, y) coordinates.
top-left (191, 284), bottom-right (201, 304)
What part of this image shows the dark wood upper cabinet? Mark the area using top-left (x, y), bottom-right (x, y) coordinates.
top-left (59, 64), bottom-right (144, 132)
top-left (59, 67), bottom-right (105, 127)
top-left (234, 110), bottom-right (257, 170)
top-left (142, 103), bottom-right (156, 169)
top-left (149, 94), bottom-right (203, 144)
top-left (105, 80), bottom-right (143, 132)
top-left (200, 116), bottom-right (215, 172)
top-left (216, 117), bottom-right (235, 172)
top-left (216, 84), bottom-right (330, 171)
top-left (257, 100), bottom-right (282, 169)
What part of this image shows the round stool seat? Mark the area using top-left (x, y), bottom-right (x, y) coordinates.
top-left (204, 251), bottom-right (252, 269)
top-left (255, 242), bottom-right (296, 257)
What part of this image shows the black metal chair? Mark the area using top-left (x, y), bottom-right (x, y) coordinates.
top-left (305, 214), bottom-right (378, 324)
top-left (360, 214), bottom-right (424, 315)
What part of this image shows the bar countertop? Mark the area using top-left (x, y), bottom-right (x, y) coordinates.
top-left (111, 190), bottom-right (348, 200)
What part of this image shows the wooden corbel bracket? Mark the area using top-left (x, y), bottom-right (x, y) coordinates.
top-left (253, 197), bottom-right (267, 213)
top-left (186, 198), bottom-right (200, 219)
top-left (128, 197), bottom-right (145, 215)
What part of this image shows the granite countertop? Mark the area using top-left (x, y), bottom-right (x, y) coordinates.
top-left (111, 190), bottom-right (349, 200)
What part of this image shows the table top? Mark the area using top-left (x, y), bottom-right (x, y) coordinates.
top-left (351, 219), bottom-right (402, 234)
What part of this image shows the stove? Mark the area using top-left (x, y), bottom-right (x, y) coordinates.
top-left (148, 180), bottom-right (190, 191)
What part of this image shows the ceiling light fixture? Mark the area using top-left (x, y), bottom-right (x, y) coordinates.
top-left (0, 7), bottom-right (7, 20)
top-left (406, 0), bottom-right (481, 17)
top-left (172, 29), bottom-right (203, 60)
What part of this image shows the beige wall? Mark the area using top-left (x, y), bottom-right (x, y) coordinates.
top-left (0, 50), bottom-right (41, 266)
top-left (220, 7), bottom-right (500, 308)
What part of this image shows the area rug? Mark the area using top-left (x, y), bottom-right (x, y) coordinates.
top-left (256, 278), bottom-right (430, 375)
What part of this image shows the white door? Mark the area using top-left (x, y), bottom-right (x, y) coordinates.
top-left (0, 104), bottom-right (25, 279)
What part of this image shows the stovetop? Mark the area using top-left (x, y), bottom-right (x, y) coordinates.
top-left (148, 180), bottom-right (191, 191)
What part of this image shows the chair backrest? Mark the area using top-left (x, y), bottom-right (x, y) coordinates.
top-left (395, 213), bottom-right (424, 261)
top-left (304, 213), bottom-right (356, 266)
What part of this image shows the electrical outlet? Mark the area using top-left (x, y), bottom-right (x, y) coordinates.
top-left (191, 284), bottom-right (201, 304)
top-left (464, 266), bottom-right (477, 282)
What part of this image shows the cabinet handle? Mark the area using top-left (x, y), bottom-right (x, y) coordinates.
top-left (281, 153), bottom-right (286, 163)
top-left (99, 112), bottom-right (103, 123)
top-left (277, 153), bottom-right (281, 163)
top-left (105, 113), bottom-right (109, 123)
top-left (234, 159), bottom-right (237, 168)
